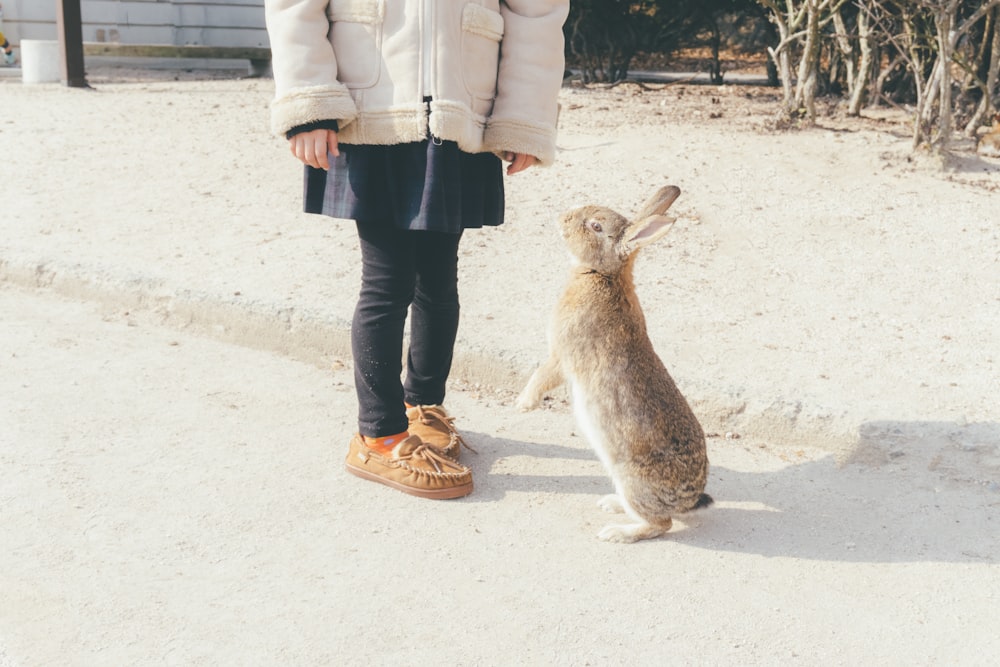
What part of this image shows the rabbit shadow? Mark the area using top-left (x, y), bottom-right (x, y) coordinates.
top-left (463, 421), bottom-right (1000, 564)
top-left (663, 419), bottom-right (1000, 563)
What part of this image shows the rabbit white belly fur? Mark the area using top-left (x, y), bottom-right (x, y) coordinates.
top-left (570, 380), bottom-right (664, 541)
top-left (570, 381), bottom-right (618, 480)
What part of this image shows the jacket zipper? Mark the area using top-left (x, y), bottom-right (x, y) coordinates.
top-left (422, 0), bottom-right (437, 142)
top-left (421, 0), bottom-right (433, 98)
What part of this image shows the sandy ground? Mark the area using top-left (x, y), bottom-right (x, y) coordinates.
top-left (1, 64), bottom-right (999, 664)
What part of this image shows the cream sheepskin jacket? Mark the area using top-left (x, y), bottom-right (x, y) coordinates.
top-left (265, 0), bottom-right (568, 165)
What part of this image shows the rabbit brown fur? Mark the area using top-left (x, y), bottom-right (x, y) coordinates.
top-left (516, 185), bottom-right (711, 543)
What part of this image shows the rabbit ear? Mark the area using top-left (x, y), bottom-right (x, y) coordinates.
top-left (624, 214), bottom-right (676, 253)
top-left (634, 185), bottom-right (681, 221)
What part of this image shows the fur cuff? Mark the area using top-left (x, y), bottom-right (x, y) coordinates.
top-left (462, 4), bottom-right (504, 41)
top-left (270, 84), bottom-right (358, 137)
top-left (328, 0), bottom-right (385, 24)
top-left (337, 103), bottom-right (429, 146)
top-left (484, 118), bottom-right (557, 166)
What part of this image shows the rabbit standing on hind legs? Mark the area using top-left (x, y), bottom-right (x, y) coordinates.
top-left (516, 185), bottom-right (712, 543)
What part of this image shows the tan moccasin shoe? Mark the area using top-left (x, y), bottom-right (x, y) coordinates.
top-left (405, 404), bottom-right (473, 460)
top-left (344, 434), bottom-right (473, 499)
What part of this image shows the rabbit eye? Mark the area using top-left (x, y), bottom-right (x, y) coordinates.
top-left (589, 220), bottom-right (603, 233)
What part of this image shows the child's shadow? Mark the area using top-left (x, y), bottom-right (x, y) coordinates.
top-left (461, 431), bottom-right (610, 500)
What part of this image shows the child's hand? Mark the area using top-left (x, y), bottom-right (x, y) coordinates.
top-left (290, 129), bottom-right (339, 170)
top-left (504, 152), bottom-right (539, 175)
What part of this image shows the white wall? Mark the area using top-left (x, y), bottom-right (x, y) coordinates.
top-left (0, 0), bottom-right (268, 48)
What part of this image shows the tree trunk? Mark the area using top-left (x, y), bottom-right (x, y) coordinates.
top-left (832, 7), bottom-right (856, 97)
top-left (902, 10), bottom-right (931, 148)
top-left (794, 0), bottom-right (822, 119)
top-left (766, 13), bottom-right (796, 116)
top-left (930, 2), bottom-right (959, 152)
top-left (709, 23), bottom-right (723, 85)
top-left (965, 6), bottom-right (1000, 135)
top-left (848, 7), bottom-right (874, 115)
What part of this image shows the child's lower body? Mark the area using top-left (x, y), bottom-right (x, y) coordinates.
top-left (305, 136), bottom-right (503, 499)
top-left (344, 219), bottom-right (474, 499)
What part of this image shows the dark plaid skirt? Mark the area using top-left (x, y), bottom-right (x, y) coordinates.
top-left (303, 138), bottom-right (505, 234)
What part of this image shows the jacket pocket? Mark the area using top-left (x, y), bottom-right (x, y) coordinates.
top-left (327, 0), bottom-right (385, 89)
top-left (461, 4), bottom-right (504, 101)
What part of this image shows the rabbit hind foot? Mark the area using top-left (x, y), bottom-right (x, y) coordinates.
top-left (597, 517), bottom-right (672, 543)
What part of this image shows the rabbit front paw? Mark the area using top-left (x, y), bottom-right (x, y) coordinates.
top-left (515, 359), bottom-right (562, 411)
top-left (597, 494), bottom-right (625, 514)
top-left (514, 388), bottom-right (540, 411)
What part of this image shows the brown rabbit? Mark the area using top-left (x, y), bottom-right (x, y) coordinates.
top-left (516, 185), bottom-right (712, 543)
top-left (977, 113), bottom-right (1000, 158)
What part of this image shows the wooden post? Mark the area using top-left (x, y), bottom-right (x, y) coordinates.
top-left (56, 0), bottom-right (88, 87)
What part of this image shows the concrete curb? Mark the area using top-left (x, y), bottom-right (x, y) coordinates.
top-left (0, 250), bottom-right (537, 396)
top-left (1, 251), bottom-right (350, 368)
top-left (1, 250), bottom-right (860, 455)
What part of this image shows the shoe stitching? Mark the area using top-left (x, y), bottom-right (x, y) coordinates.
top-left (411, 405), bottom-right (478, 454)
top-left (358, 439), bottom-right (471, 479)
top-left (393, 444), bottom-right (470, 478)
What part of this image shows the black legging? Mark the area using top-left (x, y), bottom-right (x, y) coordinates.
top-left (352, 220), bottom-right (463, 438)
